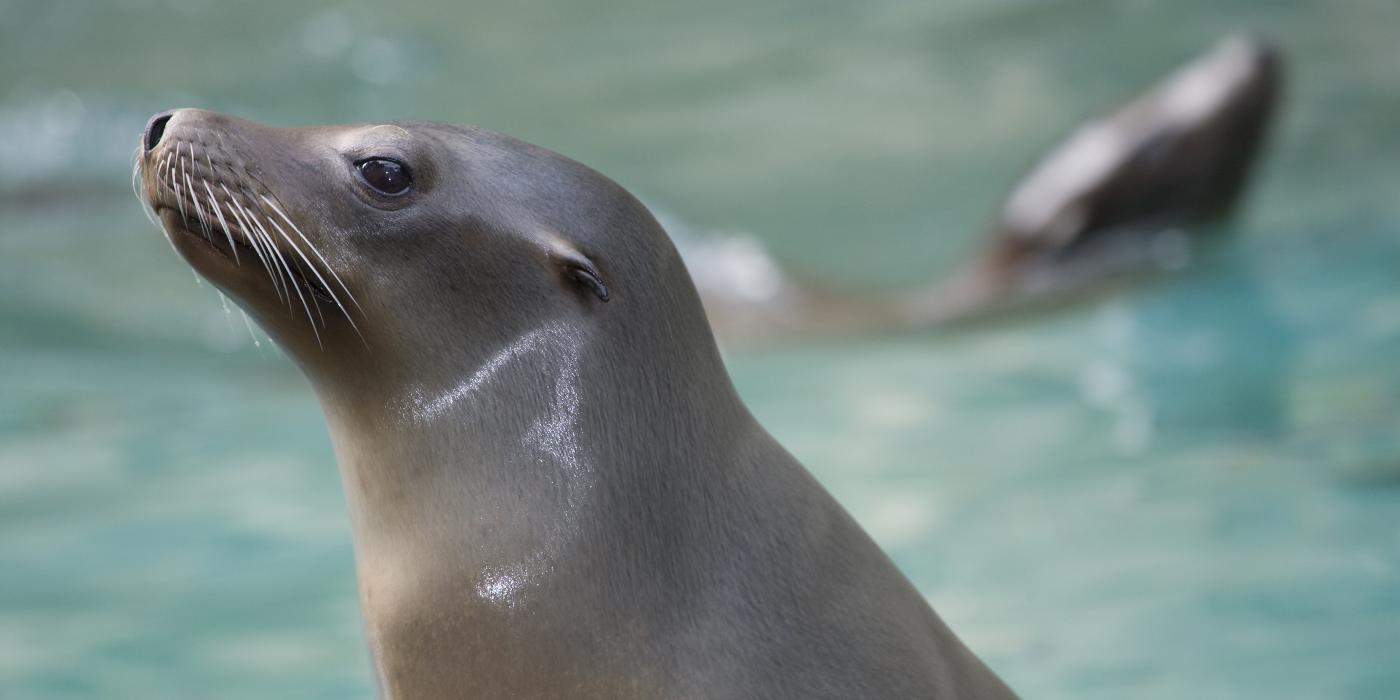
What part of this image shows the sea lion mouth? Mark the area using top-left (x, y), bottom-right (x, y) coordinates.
top-left (136, 114), bottom-right (361, 340)
top-left (154, 203), bottom-right (255, 262)
top-left (152, 203), bottom-right (335, 305)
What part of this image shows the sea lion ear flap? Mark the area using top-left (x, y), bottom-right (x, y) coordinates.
top-left (545, 238), bottom-right (611, 303)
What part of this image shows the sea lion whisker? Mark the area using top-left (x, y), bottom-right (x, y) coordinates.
top-left (184, 171), bottom-right (213, 241)
top-left (258, 198), bottom-right (364, 337)
top-left (176, 143), bottom-right (189, 226)
top-left (261, 211), bottom-right (360, 340)
top-left (134, 147), bottom-right (175, 252)
top-left (224, 196), bottom-right (277, 291)
top-left (222, 186), bottom-right (287, 304)
top-left (224, 201), bottom-right (275, 291)
top-left (199, 131), bottom-right (216, 174)
top-left (155, 153), bottom-right (171, 195)
top-left (245, 211), bottom-right (297, 310)
top-left (291, 254), bottom-right (329, 328)
top-left (129, 146), bottom-right (142, 200)
top-left (260, 196), bottom-right (365, 315)
top-left (131, 147), bottom-right (154, 221)
top-left (264, 230), bottom-right (329, 329)
top-left (189, 135), bottom-right (242, 263)
top-left (167, 160), bottom-right (185, 224)
top-left (242, 205), bottom-right (324, 345)
top-left (202, 179), bottom-right (240, 265)
top-left (231, 191), bottom-right (295, 307)
top-left (267, 235), bottom-right (325, 347)
top-left (185, 143), bottom-right (212, 239)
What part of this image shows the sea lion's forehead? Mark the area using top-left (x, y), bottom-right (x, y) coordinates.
top-left (364, 123), bottom-right (413, 138)
top-left (324, 123), bottom-right (420, 152)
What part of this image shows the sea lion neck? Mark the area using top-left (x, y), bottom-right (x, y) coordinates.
top-left (312, 304), bottom-right (748, 547)
top-left (310, 311), bottom-right (760, 688)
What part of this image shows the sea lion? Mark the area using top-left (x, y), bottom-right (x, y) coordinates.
top-left (135, 111), bottom-right (1019, 697)
top-left (684, 34), bottom-right (1284, 343)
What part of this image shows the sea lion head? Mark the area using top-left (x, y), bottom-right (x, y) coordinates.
top-left (136, 111), bottom-right (711, 393)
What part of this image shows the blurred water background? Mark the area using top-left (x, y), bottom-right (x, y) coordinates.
top-left (2, 0), bottom-right (1399, 698)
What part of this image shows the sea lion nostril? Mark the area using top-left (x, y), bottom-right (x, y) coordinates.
top-left (144, 111), bottom-right (174, 153)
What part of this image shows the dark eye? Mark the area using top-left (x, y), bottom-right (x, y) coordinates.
top-left (356, 158), bottom-right (411, 195)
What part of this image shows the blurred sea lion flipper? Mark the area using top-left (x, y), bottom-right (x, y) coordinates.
top-left (981, 34), bottom-right (1283, 289)
top-left (892, 33), bottom-right (1284, 329)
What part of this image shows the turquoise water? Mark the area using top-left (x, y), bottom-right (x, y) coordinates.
top-left (3, 0), bottom-right (1399, 697)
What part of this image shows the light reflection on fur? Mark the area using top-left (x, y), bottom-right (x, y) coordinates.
top-left (402, 324), bottom-right (590, 606)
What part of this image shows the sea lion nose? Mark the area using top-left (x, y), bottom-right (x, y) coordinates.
top-left (143, 109), bottom-right (176, 153)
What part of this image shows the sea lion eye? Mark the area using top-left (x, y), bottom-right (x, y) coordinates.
top-left (356, 158), bottom-right (411, 195)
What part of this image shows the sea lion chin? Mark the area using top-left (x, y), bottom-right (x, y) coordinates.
top-left (136, 109), bottom-right (1019, 698)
